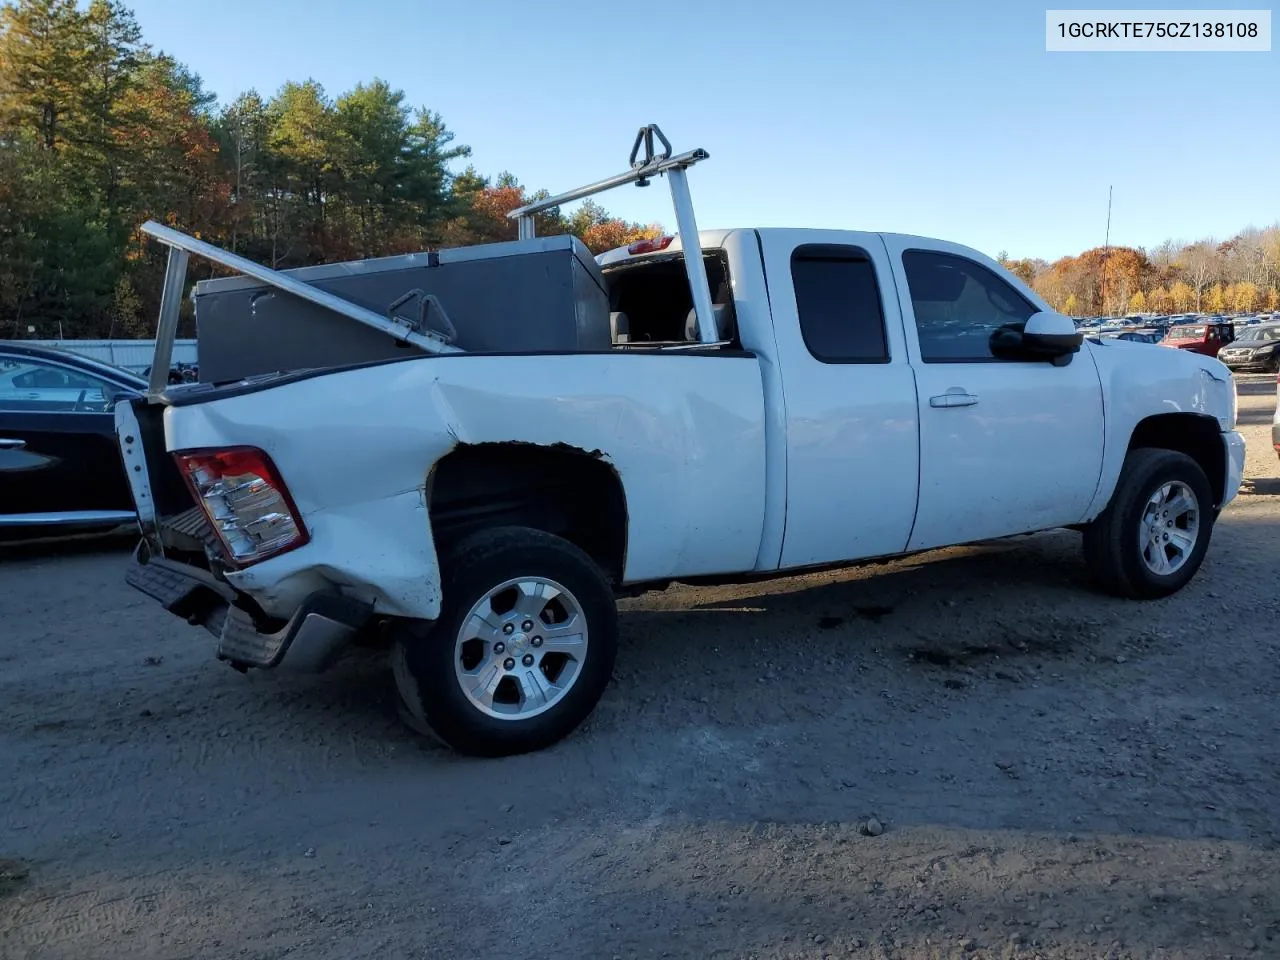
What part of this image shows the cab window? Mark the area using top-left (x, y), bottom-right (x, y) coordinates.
top-left (902, 251), bottom-right (1037, 362)
top-left (791, 244), bottom-right (889, 363)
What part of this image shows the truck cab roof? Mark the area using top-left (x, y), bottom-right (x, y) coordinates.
top-left (597, 227), bottom-right (996, 266)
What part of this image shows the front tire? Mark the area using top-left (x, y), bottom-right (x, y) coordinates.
top-left (1082, 448), bottom-right (1215, 599)
top-left (392, 526), bottom-right (618, 757)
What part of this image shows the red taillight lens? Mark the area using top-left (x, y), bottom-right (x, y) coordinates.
top-left (627, 235), bottom-right (675, 255)
top-left (174, 446), bottom-right (308, 565)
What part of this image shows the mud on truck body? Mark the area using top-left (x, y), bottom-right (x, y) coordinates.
top-left (116, 125), bottom-right (1245, 757)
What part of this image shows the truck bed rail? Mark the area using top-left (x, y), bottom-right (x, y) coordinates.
top-left (507, 123), bottom-right (719, 347)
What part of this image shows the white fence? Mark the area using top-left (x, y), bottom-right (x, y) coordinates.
top-left (25, 339), bottom-right (198, 374)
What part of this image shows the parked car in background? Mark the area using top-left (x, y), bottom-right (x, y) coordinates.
top-left (0, 341), bottom-right (144, 538)
top-left (1217, 323), bottom-right (1280, 372)
top-left (1109, 328), bottom-right (1164, 344)
top-left (1161, 320), bottom-right (1236, 357)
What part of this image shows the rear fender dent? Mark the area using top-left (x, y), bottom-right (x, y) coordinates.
top-left (223, 487), bottom-right (443, 621)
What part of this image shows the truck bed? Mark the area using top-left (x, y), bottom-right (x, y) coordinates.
top-left (121, 349), bottom-right (770, 629)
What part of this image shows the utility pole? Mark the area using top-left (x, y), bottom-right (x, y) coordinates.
top-left (1100, 185), bottom-right (1113, 316)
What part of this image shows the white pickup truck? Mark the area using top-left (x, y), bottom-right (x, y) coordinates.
top-left (116, 126), bottom-right (1245, 757)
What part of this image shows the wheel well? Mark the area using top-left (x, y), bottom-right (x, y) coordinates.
top-left (1127, 414), bottom-right (1226, 506)
top-left (426, 443), bottom-right (628, 581)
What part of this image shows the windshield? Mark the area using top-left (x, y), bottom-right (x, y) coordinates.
top-left (1168, 325), bottom-right (1206, 338)
top-left (1236, 326), bottom-right (1280, 342)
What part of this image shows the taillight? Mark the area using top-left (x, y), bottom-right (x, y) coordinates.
top-left (174, 446), bottom-right (308, 565)
top-left (627, 235), bottom-right (675, 255)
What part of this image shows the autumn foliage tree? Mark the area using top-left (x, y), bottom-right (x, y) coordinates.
top-left (1029, 231), bottom-right (1280, 317)
top-left (0, 0), bottom-right (665, 338)
top-left (4, 0), bottom-right (1276, 337)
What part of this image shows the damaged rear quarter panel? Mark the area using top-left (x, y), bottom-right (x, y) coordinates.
top-left (162, 354), bottom-right (767, 620)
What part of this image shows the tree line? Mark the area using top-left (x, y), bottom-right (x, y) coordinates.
top-left (999, 225), bottom-right (1280, 318)
top-left (3, 1), bottom-right (1275, 341)
top-left (0, 0), bottom-right (659, 338)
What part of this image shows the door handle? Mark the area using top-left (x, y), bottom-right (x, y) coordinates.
top-left (929, 393), bottom-right (979, 408)
top-left (0, 438), bottom-right (27, 449)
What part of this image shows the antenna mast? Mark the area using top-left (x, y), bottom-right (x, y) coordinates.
top-left (1100, 185), bottom-right (1113, 316)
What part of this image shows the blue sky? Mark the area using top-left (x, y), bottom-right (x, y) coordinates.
top-left (127, 0), bottom-right (1277, 261)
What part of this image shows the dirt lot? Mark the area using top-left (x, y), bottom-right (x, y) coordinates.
top-left (2, 376), bottom-right (1279, 960)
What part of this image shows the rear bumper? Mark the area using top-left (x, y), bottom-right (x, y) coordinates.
top-left (126, 541), bottom-right (371, 672)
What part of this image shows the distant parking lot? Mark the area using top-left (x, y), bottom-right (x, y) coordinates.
top-left (2, 378), bottom-right (1278, 960)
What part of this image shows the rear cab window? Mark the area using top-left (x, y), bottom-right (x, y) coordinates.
top-left (602, 251), bottom-right (736, 347)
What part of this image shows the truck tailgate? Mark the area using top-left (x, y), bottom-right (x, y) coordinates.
top-left (114, 396), bottom-right (233, 618)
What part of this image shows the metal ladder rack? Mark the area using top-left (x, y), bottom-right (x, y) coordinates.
top-left (136, 223), bottom-right (462, 401)
top-left (507, 123), bottom-right (719, 347)
top-left (138, 123), bottom-right (714, 401)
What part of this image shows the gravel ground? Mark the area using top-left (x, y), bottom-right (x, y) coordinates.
top-left (2, 375), bottom-right (1278, 960)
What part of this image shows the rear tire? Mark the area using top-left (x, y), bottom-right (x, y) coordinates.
top-left (1082, 448), bottom-right (1215, 599)
top-left (392, 526), bottom-right (617, 757)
